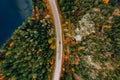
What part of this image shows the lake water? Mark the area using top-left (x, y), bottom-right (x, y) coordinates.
top-left (0, 0), bottom-right (33, 48)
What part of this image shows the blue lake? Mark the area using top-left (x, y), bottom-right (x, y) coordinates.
top-left (0, 0), bottom-right (33, 48)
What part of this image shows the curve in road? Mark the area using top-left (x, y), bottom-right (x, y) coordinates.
top-left (49, 0), bottom-right (63, 80)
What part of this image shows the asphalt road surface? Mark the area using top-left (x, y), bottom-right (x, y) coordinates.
top-left (49, 0), bottom-right (63, 80)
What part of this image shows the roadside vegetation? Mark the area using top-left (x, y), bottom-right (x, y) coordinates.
top-left (58, 0), bottom-right (120, 80)
top-left (0, 0), bottom-right (56, 80)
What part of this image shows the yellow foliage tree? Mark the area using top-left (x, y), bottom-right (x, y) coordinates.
top-left (66, 33), bottom-right (71, 37)
top-left (50, 45), bottom-right (56, 49)
top-left (9, 42), bottom-right (14, 47)
top-left (50, 59), bottom-right (54, 65)
top-left (64, 55), bottom-right (69, 60)
top-left (63, 40), bottom-right (67, 44)
top-left (103, 0), bottom-right (109, 4)
top-left (78, 46), bottom-right (83, 51)
top-left (48, 39), bottom-right (53, 44)
top-left (5, 51), bottom-right (10, 56)
top-left (103, 25), bottom-right (112, 29)
top-left (46, 3), bottom-right (50, 10)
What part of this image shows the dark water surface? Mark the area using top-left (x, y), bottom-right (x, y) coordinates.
top-left (0, 0), bottom-right (32, 48)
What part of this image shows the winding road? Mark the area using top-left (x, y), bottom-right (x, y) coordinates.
top-left (49, 0), bottom-right (63, 80)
